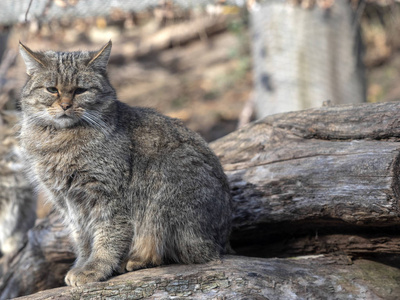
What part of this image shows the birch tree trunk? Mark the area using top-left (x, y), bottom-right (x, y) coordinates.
top-left (251, 0), bottom-right (366, 118)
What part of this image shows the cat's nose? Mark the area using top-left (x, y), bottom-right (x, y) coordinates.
top-left (60, 101), bottom-right (72, 111)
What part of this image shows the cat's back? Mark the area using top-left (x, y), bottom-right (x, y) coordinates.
top-left (117, 102), bottom-right (229, 195)
top-left (118, 102), bottom-right (212, 156)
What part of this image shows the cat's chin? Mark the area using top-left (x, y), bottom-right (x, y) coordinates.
top-left (52, 116), bottom-right (79, 129)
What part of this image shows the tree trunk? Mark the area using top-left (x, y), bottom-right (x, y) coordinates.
top-left (251, 0), bottom-right (366, 118)
top-left (3, 101), bottom-right (400, 298)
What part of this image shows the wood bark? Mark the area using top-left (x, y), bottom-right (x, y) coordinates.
top-left (209, 101), bottom-right (400, 255)
top-left (0, 214), bottom-right (72, 300)
top-left (211, 101), bottom-right (400, 229)
top-left (3, 101), bottom-right (400, 298)
top-left (14, 255), bottom-right (400, 300)
top-left (0, 111), bottom-right (36, 257)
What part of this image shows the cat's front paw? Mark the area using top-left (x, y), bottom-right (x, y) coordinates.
top-left (65, 266), bottom-right (106, 286)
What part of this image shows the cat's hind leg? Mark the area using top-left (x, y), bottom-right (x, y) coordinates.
top-left (125, 234), bottom-right (163, 272)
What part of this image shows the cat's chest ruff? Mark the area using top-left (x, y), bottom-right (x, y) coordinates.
top-left (29, 136), bottom-right (86, 174)
top-left (22, 126), bottom-right (93, 182)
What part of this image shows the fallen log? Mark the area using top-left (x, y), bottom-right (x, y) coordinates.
top-left (14, 255), bottom-right (400, 300)
top-left (0, 111), bottom-right (36, 257)
top-left (3, 101), bottom-right (400, 298)
top-left (4, 212), bottom-right (400, 298)
top-left (0, 214), bottom-right (72, 300)
top-left (210, 101), bottom-right (400, 230)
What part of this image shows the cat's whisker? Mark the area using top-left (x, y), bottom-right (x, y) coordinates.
top-left (24, 111), bottom-right (49, 127)
top-left (81, 111), bottom-right (111, 136)
top-left (81, 112), bottom-right (105, 130)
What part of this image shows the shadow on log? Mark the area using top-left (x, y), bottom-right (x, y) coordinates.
top-left (3, 102), bottom-right (400, 298)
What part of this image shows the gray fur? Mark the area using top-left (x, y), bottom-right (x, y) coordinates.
top-left (18, 41), bottom-right (232, 286)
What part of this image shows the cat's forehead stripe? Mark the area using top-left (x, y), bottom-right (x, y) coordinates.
top-left (55, 52), bottom-right (81, 86)
top-left (57, 52), bottom-right (77, 68)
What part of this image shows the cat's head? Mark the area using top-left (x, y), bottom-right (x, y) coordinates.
top-left (19, 41), bottom-right (116, 130)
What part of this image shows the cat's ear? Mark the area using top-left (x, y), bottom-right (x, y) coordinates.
top-left (88, 40), bottom-right (112, 71)
top-left (19, 42), bottom-right (46, 76)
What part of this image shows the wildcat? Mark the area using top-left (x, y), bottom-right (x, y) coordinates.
top-left (18, 41), bottom-right (232, 286)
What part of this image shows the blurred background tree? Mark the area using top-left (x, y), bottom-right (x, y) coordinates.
top-left (251, 0), bottom-right (366, 119)
top-left (0, 0), bottom-right (400, 137)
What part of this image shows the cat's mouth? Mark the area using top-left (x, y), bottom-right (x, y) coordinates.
top-left (52, 112), bottom-right (80, 128)
top-left (56, 110), bottom-right (78, 119)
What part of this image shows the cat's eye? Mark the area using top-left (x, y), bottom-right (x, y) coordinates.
top-left (46, 87), bottom-right (59, 94)
top-left (75, 88), bottom-right (87, 95)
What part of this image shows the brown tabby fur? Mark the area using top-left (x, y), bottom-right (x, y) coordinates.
top-left (18, 41), bottom-right (232, 286)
